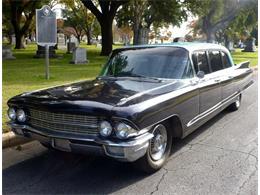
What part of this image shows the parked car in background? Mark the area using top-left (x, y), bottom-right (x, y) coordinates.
top-left (7, 43), bottom-right (253, 173)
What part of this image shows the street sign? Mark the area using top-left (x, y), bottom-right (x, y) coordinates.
top-left (36, 5), bottom-right (57, 46)
top-left (36, 5), bottom-right (57, 80)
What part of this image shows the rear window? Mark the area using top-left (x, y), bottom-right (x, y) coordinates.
top-left (221, 52), bottom-right (232, 68)
top-left (209, 51), bottom-right (223, 72)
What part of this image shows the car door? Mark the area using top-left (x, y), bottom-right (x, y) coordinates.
top-left (219, 51), bottom-right (236, 101)
top-left (193, 50), bottom-right (222, 114)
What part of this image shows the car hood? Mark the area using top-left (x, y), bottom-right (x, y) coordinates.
top-left (8, 78), bottom-right (187, 112)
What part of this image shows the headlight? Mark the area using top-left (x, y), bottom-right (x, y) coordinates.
top-left (99, 121), bottom-right (112, 137)
top-left (17, 109), bottom-right (26, 122)
top-left (115, 122), bottom-right (137, 139)
top-left (7, 107), bottom-right (16, 120)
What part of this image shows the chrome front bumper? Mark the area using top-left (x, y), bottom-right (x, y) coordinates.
top-left (8, 122), bottom-right (153, 162)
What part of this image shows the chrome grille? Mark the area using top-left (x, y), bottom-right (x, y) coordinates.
top-left (27, 109), bottom-right (99, 135)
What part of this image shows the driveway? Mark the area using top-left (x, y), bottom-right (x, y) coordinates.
top-left (3, 75), bottom-right (257, 195)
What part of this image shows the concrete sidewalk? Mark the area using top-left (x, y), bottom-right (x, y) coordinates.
top-left (2, 131), bottom-right (32, 149)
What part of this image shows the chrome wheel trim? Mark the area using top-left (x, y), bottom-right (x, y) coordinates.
top-left (149, 124), bottom-right (168, 161)
top-left (235, 97), bottom-right (240, 108)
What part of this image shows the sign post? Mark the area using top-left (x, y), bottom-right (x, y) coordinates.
top-left (36, 5), bottom-right (57, 80)
top-left (45, 45), bottom-right (50, 79)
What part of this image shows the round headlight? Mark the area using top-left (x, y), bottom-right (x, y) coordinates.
top-left (99, 121), bottom-right (112, 137)
top-left (115, 123), bottom-right (137, 139)
top-left (7, 107), bottom-right (16, 120)
top-left (17, 109), bottom-right (26, 122)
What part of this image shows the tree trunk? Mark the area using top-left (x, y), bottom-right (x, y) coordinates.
top-left (224, 34), bottom-right (229, 48)
top-left (133, 27), bottom-right (139, 45)
top-left (8, 34), bottom-right (12, 44)
top-left (86, 29), bottom-right (92, 45)
top-left (100, 19), bottom-right (113, 56)
top-left (206, 30), bottom-right (216, 43)
top-left (15, 33), bottom-right (25, 49)
top-left (76, 35), bottom-right (81, 44)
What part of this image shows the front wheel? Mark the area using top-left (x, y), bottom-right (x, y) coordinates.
top-left (134, 123), bottom-right (172, 173)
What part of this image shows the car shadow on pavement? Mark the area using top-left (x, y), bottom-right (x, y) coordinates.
top-left (3, 110), bottom-right (230, 194)
top-left (172, 109), bottom-right (230, 153)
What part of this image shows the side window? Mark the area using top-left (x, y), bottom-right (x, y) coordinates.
top-left (193, 51), bottom-right (210, 74)
top-left (221, 51), bottom-right (232, 68)
top-left (182, 60), bottom-right (194, 79)
top-left (209, 51), bottom-right (223, 72)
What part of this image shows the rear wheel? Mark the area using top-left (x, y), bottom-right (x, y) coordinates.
top-left (134, 123), bottom-right (172, 173)
top-left (228, 95), bottom-right (241, 111)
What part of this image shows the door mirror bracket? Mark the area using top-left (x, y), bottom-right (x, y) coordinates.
top-left (197, 71), bottom-right (205, 79)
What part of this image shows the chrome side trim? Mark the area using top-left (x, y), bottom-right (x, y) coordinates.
top-left (187, 91), bottom-right (239, 127)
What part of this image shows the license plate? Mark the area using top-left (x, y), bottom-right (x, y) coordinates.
top-left (53, 138), bottom-right (71, 152)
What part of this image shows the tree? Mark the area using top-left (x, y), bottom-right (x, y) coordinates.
top-left (81, 0), bottom-right (127, 55)
top-left (116, 0), bottom-right (202, 45)
top-left (92, 18), bottom-right (101, 41)
top-left (223, 0), bottom-right (258, 45)
top-left (61, 0), bottom-right (96, 45)
top-left (116, 0), bottom-right (147, 45)
top-left (2, 8), bottom-right (14, 44)
top-left (3, 0), bottom-right (48, 49)
top-left (197, 0), bottom-right (256, 43)
top-left (63, 9), bottom-right (85, 43)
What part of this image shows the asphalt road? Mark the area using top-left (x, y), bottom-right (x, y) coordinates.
top-left (3, 75), bottom-right (258, 195)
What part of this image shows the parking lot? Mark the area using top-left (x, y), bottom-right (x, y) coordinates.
top-left (3, 75), bottom-right (257, 195)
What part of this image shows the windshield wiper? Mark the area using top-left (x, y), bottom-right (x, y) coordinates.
top-left (116, 73), bottom-right (161, 81)
top-left (98, 74), bottom-right (162, 82)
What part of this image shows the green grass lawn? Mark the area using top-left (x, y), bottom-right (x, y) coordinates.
top-left (2, 44), bottom-right (258, 133)
top-left (231, 48), bottom-right (258, 67)
top-left (3, 43), bottom-right (109, 132)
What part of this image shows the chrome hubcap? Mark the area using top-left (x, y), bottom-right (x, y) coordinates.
top-left (149, 124), bottom-right (167, 161)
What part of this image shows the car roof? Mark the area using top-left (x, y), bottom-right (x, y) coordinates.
top-left (119, 42), bottom-right (230, 54)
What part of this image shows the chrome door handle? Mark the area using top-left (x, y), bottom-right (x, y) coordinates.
top-left (214, 79), bottom-right (221, 82)
top-left (228, 76), bottom-right (234, 79)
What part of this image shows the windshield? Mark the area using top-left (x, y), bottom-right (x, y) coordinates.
top-left (100, 47), bottom-right (193, 79)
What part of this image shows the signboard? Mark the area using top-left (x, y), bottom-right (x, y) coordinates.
top-left (36, 5), bottom-right (57, 46)
top-left (36, 5), bottom-right (57, 80)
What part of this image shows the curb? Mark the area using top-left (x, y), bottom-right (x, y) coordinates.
top-left (2, 131), bottom-right (32, 149)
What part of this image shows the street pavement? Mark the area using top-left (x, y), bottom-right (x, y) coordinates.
top-left (3, 75), bottom-right (258, 195)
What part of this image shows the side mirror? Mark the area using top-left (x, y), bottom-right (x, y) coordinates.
top-left (197, 71), bottom-right (205, 79)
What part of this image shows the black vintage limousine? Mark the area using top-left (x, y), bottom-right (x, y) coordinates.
top-left (7, 43), bottom-right (253, 172)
